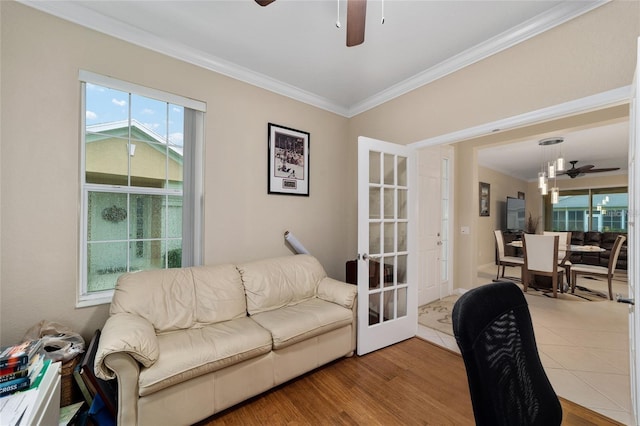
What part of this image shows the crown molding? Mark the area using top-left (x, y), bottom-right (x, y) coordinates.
top-left (348, 0), bottom-right (609, 117)
top-left (20, 0), bottom-right (607, 118)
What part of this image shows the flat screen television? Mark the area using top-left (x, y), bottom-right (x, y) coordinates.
top-left (506, 196), bottom-right (526, 232)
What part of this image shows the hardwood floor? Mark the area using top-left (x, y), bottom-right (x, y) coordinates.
top-left (198, 338), bottom-right (623, 425)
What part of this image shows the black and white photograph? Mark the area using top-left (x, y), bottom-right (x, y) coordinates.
top-left (268, 123), bottom-right (310, 196)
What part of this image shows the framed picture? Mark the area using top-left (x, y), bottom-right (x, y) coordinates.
top-left (518, 191), bottom-right (525, 200)
top-left (268, 123), bottom-right (310, 196)
top-left (479, 182), bottom-right (490, 216)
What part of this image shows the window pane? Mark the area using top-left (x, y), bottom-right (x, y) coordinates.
top-left (87, 241), bottom-right (128, 292)
top-left (552, 194), bottom-right (588, 231)
top-left (551, 190), bottom-right (628, 232)
top-left (85, 85), bottom-right (129, 127)
top-left (167, 195), bottom-right (183, 238)
top-left (169, 104), bottom-right (185, 150)
top-left (129, 194), bottom-right (166, 240)
top-left (88, 192), bottom-right (128, 241)
top-left (131, 94), bottom-right (168, 142)
top-left (130, 140), bottom-right (169, 188)
top-left (593, 192), bottom-right (628, 232)
top-left (130, 240), bottom-right (164, 270)
top-left (85, 134), bottom-right (129, 185)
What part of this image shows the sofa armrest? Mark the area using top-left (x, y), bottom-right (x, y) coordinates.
top-left (95, 312), bottom-right (159, 380)
top-left (104, 352), bottom-right (141, 425)
top-left (317, 277), bottom-right (357, 309)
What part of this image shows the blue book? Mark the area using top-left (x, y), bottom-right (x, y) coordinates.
top-left (0, 376), bottom-right (30, 397)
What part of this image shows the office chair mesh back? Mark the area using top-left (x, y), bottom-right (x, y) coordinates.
top-left (452, 282), bottom-right (562, 426)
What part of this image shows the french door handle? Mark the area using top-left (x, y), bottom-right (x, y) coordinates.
top-left (616, 294), bottom-right (635, 305)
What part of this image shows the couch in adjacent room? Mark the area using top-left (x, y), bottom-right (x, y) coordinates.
top-left (569, 231), bottom-right (627, 270)
top-left (94, 254), bottom-right (357, 426)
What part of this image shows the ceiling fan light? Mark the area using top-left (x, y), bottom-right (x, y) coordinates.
top-left (538, 172), bottom-right (546, 189)
top-left (548, 162), bottom-right (556, 179)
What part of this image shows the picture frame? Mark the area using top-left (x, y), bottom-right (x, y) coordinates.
top-left (268, 123), bottom-right (310, 196)
top-left (518, 191), bottom-right (525, 200)
top-left (479, 182), bottom-right (490, 216)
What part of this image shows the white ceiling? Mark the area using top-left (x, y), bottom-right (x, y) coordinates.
top-left (477, 120), bottom-right (630, 182)
top-left (22, 0), bottom-right (626, 178)
top-left (22, 0), bottom-right (605, 117)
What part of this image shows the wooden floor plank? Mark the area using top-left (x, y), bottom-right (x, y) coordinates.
top-left (197, 338), bottom-right (624, 425)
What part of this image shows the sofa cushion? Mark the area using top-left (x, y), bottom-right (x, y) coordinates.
top-left (238, 255), bottom-right (327, 315)
top-left (192, 264), bottom-right (247, 326)
top-left (250, 298), bottom-right (353, 350)
top-left (138, 317), bottom-right (272, 396)
top-left (112, 268), bottom-right (197, 333)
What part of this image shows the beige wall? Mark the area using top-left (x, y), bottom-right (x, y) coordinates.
top-left (0, 2), bottom-right (349, 346)
top-left (477, 167), bottom-right (528, 266)
top-left (1, 1), bottom-right (639, 346)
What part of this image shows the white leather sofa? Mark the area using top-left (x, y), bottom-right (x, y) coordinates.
top-left (94, 255), bottom-right (357, 425)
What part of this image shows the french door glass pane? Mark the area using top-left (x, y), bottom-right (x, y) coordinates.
top-left (369, 187), bottom-right (381, 220)
top-left (369, 151), bottom-right (380, 184)
top-left (397, 156), bottom-right (407, 186)
top-left (369, 223), bottom-right (381, 255)
top-left (369, 293), bottom-right (380, 325)
top-left (384, 222), bottom-right (395, 253)
top-left (384, 154), bottom-right (394, 185)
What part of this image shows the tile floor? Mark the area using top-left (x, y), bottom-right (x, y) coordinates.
top-left (417, 263), bottom-right (633, 425)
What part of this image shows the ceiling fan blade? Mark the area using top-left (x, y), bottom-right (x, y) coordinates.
top-left (255, 0), bottom-right (275, 6)
top-left (584, 167), bottom-right (621, 173)
top-left (575, 165), bottom-right (595, 172)
top-left (347, 0), bottom-right (366, 47)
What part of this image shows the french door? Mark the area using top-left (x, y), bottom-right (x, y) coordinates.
top-left (357, 136), bottom-right (417, 356)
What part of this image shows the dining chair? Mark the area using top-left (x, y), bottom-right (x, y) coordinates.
top-left (543, 231), bottom-right (572, 286)
top-left (493, 230), bottom-right (524, 281)
top-left (570, 235), bottom-right (626, 300)
top-left (522, 234), bottom-right (563, 298)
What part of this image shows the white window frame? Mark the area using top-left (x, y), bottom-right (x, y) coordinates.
top-left (78, 70), bottom-right (206, 307)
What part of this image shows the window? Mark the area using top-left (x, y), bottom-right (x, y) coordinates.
top-left (548, 187), bottom-right (627, 233)
top-left (79, 71), bottom-right (205, 306)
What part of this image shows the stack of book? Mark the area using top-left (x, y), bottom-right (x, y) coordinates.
top-left (0, 340), bottom-right (45, 398)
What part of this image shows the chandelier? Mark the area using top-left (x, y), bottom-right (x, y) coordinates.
top-left (538, 137), bottom-right (565, 204)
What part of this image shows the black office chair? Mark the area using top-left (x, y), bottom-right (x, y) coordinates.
top-left (452, 281), bottom-right (562, 426)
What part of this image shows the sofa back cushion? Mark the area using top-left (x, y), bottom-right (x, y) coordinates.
top-left (238, 255), bottom-right (327, 315)
top-left (192, 265), bottom-right (247, 325)
top-left (111, 268), bottom-right (196, 333)
top-left (111, 264), bottom-right (245, 333)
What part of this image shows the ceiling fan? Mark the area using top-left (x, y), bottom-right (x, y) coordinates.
top-left (255, 0), bottom-right (367, 47)
top-left (559, 160), bottom-right (620, 179)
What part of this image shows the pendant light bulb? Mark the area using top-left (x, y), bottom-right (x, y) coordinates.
top-left (556, 156), bottom-right (565, 172)
top-left (548, 161), bottom-right (556, 179)
top-left (551, 187), bottom-right (559, 204)
top-left (541, 181), bottom-right (548, 195)
top-left (538, 171), bottom-right (546, 189)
